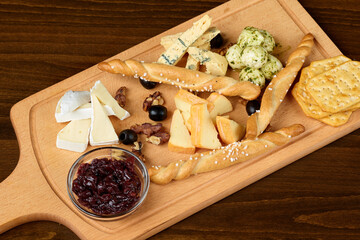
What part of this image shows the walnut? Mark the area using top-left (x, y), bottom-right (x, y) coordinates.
top-left (146, 131), bottom-right (169, 145)
top-left (130, 123), bottom-right (163, 137)
top-left (115, 86), bottom-right (126, 107)
top-left (143, 91), bottom-right (164, 112)
top-left (214, 43), bottom-right (234, 56)
top-left (131, 141), bottom-right (145, 161)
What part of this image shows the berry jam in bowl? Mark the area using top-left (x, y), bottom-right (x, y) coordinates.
top-left (67, 147), bottom-right (149, 221)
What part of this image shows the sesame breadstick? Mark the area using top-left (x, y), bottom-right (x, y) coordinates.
top-left (148, 124), bottom-right (305, 185)
top-left (245, 34), bottom-right (314, 139)
top-left (98, 59), bottom-right (261, 100)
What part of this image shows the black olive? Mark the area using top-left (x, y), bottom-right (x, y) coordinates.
top-left (210, 33), bottom-right (224, 49)
top-left (139, 77), bottom-right (158, 89)
top-left (149, 105), bottom-right (167, 121)
top-left (119, 129), bottom-right (138, 145)
top-left (246, 100), bottom-right (260, 116)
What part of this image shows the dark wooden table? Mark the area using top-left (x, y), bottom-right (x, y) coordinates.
top-left (1, 0), bottom-right (359, 239)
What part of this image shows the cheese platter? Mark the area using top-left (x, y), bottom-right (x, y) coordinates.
top-left (1, 0), bottom-right (360, 239)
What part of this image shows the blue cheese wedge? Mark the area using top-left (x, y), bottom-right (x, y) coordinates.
top-left (157, 15), bottom-right (212, 65)
top-left (55, 102), bottom-right (115, 123)
top-left (160, 27), bottom-right (219, 50)
top-left (90, 81), bottom-right (130, 120)
top-left (187, 47), bottom-right (228, 76)
top-left (56, 119), bottom-right (91, 152)
top-left (56, 90), bottom-right (90, 113)
top-left (89, 94), bottom-right (119, 146)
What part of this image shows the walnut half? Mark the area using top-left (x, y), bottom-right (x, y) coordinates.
top-left (146, 131), bottom-right (170, 145)
top-left (115, 86), bottom-right (126, 107)
top-left (143, 91), bottom-right (164, 112)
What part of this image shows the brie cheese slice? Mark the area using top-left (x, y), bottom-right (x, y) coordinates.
top-left (90, 81), bottom-right (130, 120)
top-left (89, 93), bottom-right (119, 146)
top-left (57, 90), bottom-right (90, 113)
top-left (55, 102), bottom-right (115, 123)
top-left (56, 119), bottom-right (91, 152)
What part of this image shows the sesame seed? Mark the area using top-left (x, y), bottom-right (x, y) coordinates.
top-left (196, 74), bottom-right (199, 77)
top-left (143, 72), bottom-right (147, 76)
top-left (122, 74), bottom-right (125, 77)
top-left (264, 145), bottom-right (268, 148)
top-left (245, 153), bottom-right (248, 156)
top-left (215, 161), bottom-right (218, 164)
top-left (160, 73), bottom-right (163, 76)
top-left (111, 65), bottom-right (115, 69)
top-left (268, 87), bottom-right (272, 91)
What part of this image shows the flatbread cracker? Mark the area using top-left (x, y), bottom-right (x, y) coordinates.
top-left (292, 84), bottom-right (353, 126)
top-left (306, 61), bottom-right (360, 113)
top-left (307, 55), bottom-right (351, 78)
top-left (318, 111), bottom-right (353, 127)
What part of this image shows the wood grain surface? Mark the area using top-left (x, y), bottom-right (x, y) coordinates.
top-left (0, 0), bottom-right (359, 239)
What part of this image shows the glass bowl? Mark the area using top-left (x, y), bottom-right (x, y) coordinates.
top-left (67, 146), bottom-right (149, 221)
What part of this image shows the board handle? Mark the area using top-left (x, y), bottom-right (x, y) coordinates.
top-left (0, 154), bottom-right (65, 234)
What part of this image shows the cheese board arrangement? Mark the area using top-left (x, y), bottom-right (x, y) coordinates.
top-left (1, 0), bottom-right (360, 239)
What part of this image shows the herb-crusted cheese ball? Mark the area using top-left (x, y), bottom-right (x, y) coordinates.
top-left (237, 26), bottom-right (265, 49)
top-left (226, 44), bottom-right (245, 70)
top-left (239, 67), bottom-right (266, 88)
top-left (240, 46), bottom-right (268, 69)
top-left (260, 54), bottom-right (283, 79)
top-left (259, 29), bottom-right (275, 53)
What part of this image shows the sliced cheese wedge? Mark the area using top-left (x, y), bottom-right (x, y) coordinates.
top-left (181, 110), bottom-right (192, 132)
top-left (206, 92), bottom-right (233, 123)
top-left (57, 90), bottom-right (91, 113)
top-left (56, 119), bottom-right (91, 152)
top-left (216, 116), bottom-right (245, 144)
top-left (160, 27), bottom-right (219, 50)
top-left (89, 93), bottom-right (119, 146)
top-left (90, 80), bottom-right (130, 120)
top-left (187, 47), bottom-right (228, 76)
top-left (55, 102), bottom-right (115, 123)
top-left (190, 103), bottom-right (221, 149)
top-left (168, 109), bottom-right (195, 154)
top-left (157, 15), bottom-right (212, 65)
top-left (174, 89), bottom-right (213, 113)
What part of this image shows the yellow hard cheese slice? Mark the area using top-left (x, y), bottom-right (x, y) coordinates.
top-left (56, 119), bottom-right (91, 152)
top-left (90, 81), bottom-right (130, 120)
top-left (168, 109), bottom-right (195, 154)
top-left (190, 103), bottom-right (221, 149)
top-left (206, 92), bottom-right (233, 123)
top-left (157, 15), bottom-right (212, 65)
top-left (90, 93), bottom-right (119, 146)
top-left (216, 116), bottom-right (245, 144)
top-left (174, 89), bottom-right (213, 113)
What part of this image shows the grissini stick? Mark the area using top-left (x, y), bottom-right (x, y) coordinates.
top-left (98, 59), bottom-right (261, 100)
top-left (149, 124), bottom-right (305, 185)
top-left (245, 33), bottom-right (314, 139)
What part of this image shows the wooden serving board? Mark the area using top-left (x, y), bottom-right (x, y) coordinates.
top-left (1, 0), bottom-right (359, 239)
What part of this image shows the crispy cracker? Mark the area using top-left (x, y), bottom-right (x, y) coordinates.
top-left (306, 61), bottom-right (360, 113)
top-left (307, 55), bottom-right (351, 78)
top-left (296, 63), bottom-right (360, 119)
top-left (292, 84), bottom-right (352, 126)
top-left (318, 111), bottom-right (352, 127)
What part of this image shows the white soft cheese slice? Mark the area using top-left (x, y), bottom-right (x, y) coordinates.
top-left (55, 102), bottom-right (115, 123)
top-left (56, 119), bottom-right (91, 152)
top-left (57, 90), bottom-right (91, 113)
top-left (157, 14), bottom-right (212, 65)
top-left (89, 93), bottom-right (119, 146)
top-left (90, 81), bottom-right (130, 120)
